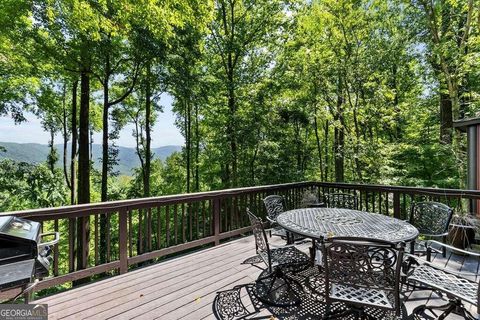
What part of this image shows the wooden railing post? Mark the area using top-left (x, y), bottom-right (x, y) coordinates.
top-left (119, 209), bottom-right (128, 274)
top-left (213, 198), bottom-right (221, 246)
top-left (393, 192), bottom-right (401, 219)
top-left (68, 218), bottom-right (76, 273)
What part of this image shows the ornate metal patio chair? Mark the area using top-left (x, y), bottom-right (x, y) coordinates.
top-left (247, 209), bottom-right (310, 307)
top-left (213, 284), bottom-right (262, 320)
top-left (319, 237), bottom-right (406, 319)
top-left (324, 193), bottom-right (359, 210)
top-left (408, 201), bottom-right (453, 256)
top-left (263, 195), bottom-right (303, 243)
top-left (405, 240), bottom-right (480, 319)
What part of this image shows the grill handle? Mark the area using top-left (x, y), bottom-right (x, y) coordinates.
top-left (13, 279), bottom-right (39, 303)
top-left (38, 232), bottom-right (60, 247)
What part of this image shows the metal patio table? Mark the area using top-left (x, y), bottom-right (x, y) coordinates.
top-left (275, 208), bottom-right (418, 318)
top-left (276, 207), bottom-right (419, 243)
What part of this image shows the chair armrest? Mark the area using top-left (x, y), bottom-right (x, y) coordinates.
top-left (426, 240), bottom-right (480, 258)
top-left (266, 217), bottom-right (276, 224)
top-left (421, 232), bottom-right (449, 238)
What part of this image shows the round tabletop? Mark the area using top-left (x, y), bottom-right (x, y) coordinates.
top-left (276, 208), bottom-right (419, 243)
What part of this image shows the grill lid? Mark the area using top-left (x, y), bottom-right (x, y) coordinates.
top-left (0, 216), bottom-right (42, 265)
top-left (0, 216), bottom-right (40, 242)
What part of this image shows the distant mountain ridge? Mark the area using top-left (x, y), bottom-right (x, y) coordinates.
top-left (0, 142), bottom-right (182, 176)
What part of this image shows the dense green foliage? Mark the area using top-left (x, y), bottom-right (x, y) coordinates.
top-left (0, 0), bottom-right (479, 211)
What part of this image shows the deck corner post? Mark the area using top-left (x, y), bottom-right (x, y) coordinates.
top-left (119, 209), bottom-right (128, 274)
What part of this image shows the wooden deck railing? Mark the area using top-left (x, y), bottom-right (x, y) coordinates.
top-left (2, 180), bottom-right (480, 297)
top-left (0, 181), bottom-right (317, 295)
top-left (316, 182), bottom-right (480, 220)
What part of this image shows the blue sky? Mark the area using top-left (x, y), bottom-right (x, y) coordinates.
top-left (0, 93), bottom-right (184, 147)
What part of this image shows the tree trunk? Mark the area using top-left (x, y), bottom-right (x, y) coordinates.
top-left (62, 83), bottom-right (71, 189)
top-left (69, 79), bottom-right (78, 273)
top-left (194, 103), bottom-right (200, 192)
top-left (101, 65), bottom-right (110, 202)
top-left (314, 115), bottom-right (324, 181)
top-left (324, 120), bottom-right (329, 181)
top-left (185, 99), bottom-right (191, 193)
top-left (353, 108), bottom-right (363, 181)
top-left (77, 68), bottom-right (90, 273)
top-left (100, 56), bottom-right (110, 264)
top-left (227, 84), bottom-right (237, 188)
top-left (48, 130), bottom-right (56, 173)
top-left (440, 90), bottom-right (453, 144)
top-left (334, 76), bottom-right (345, 182)
top-left (71, 80), bottom-right (78, 205)
top-left (144, 62), bottom-right (151, 197)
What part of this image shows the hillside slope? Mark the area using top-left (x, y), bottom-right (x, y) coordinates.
top-left (0, 142), bottom-right (182, 176)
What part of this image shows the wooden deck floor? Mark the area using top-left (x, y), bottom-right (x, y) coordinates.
top-left (36, 235), bottom-right (479, 319)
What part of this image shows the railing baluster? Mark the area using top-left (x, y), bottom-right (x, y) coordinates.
top-left (68, 218), bottom-right (76, 273)
top-left (147, 208), bottom-right (152, 252)
top-left (393, 192), bottom-right (400, 219)
top-left (53, 219), bottom-right (59, 276)
top-left (165, 205), bottom-right (170, 247)
top-left (119, 209), bottom-right (128, 274)
top-left (128, 210), bottom-right (133, 257)
top-left (210, 199), bottom-right (214, 236)
top-left (213, 198), bottom-right (221, 245)
top-left (94, 214), bottom-right (99, 265)
top-left (202, 201), bottom-right (206, 237)
top-left (157, 206), bottom-right (161, 249)
top-left (195, 202), bottom-right (199, 240)
top-left (223, 198), bottom-right (228, 232)
top-left (138, 209), bottom-right (143, 254)
top-left (365, 191), bottom-right (369, 212)
top-left (372, 192), bottom-right (376, 212)
top-left (188, 203), bottom-right (192, 241)
top-left (107, 212), bottom-right (111, 262)
top-left (174, 205), bottom-right (178, 245)
top-left (182, 203), bottom-right (186, 243)
top-left (386, 192), bottom-right (390, 216)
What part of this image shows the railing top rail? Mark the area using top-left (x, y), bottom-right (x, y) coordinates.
top-left (3, 181), bottom-right (480, 220)
top-left (0, 181), bottom-right (316, 219)
top-left (317, 182), bottom-right (480, 197)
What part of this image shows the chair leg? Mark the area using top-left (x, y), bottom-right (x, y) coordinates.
top-left (412, 298), bottom-right (474, 320)
top-left (309, 240), bottom-right (316, 266)
top-left (442, 236), bottom-right (447, 258)
top-left (254, 267), bottom-right (301, 307)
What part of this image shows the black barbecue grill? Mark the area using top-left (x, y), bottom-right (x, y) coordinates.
top-left (0, 216), bottom-right (59, 302)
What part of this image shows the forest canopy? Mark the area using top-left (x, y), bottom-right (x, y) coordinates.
top-left (1, 0), bottom-right (479, 212)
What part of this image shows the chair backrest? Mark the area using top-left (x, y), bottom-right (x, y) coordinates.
top-left (263, 195), bottom-right (285, 222)
top-left (320, 237), bottom-right (404, 313)
top-left (409, 201), bottom-right (453, 236)
top-left (324, 193), bottom-right (358, 210)
top-left (246, 209), bottom-right (272, 271)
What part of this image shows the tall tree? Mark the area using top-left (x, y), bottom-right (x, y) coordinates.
top-left (414, 0), bottom-right (477, 143)
top-left (207, 0), bottom-right (289, 188)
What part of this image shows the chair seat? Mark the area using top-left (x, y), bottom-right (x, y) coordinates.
top-left (330, 284), bottom-right (393, 309)
top-left (408, 264), bottom-right (478, 305)
top-left (267, 246), bottom-right (309, 268)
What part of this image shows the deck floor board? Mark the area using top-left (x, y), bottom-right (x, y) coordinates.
top-left (36, 235), bottom-right (479, 319)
